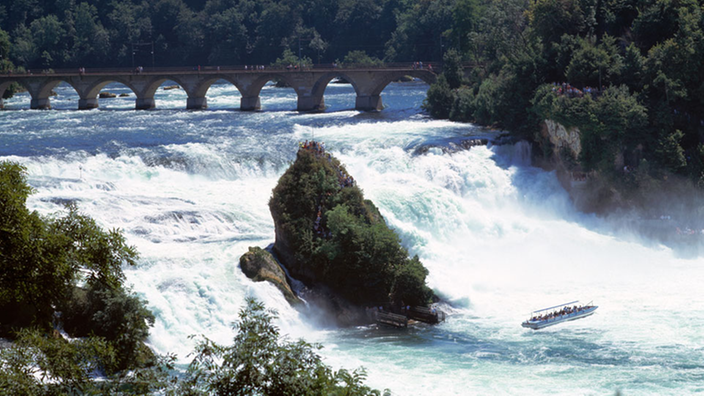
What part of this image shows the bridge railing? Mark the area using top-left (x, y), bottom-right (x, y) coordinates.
top-left (0, 62), bottom-right (443, 76)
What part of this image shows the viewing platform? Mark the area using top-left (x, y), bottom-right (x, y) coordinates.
top-left (371, 305), bottom-right (446, 328)
top-left (0, 64), bottom-right (437, 111)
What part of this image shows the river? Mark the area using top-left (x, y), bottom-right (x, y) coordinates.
top-left (1, 80), bottom-right (703, 395)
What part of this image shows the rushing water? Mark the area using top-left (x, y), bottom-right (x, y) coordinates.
top-left (2, 81), bottom-right (703, 395)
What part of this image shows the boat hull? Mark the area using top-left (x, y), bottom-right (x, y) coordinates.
top-left (522, 306), bottom-right (598, 330)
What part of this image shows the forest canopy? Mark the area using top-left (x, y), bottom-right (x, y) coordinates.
top-left (0, 0), bottom-right (459, 70)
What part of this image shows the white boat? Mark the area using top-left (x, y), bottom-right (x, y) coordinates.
top-left (521, 300), bottom-right (597, 330)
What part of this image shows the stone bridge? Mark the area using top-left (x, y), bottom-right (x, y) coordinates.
top-left (0, 66), bottom-right (436, 111)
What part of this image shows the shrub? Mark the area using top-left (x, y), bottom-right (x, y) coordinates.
top-left (423, 75), bottom-right (454, 119)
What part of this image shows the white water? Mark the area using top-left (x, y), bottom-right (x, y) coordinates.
top-left (2, 82), bottom-right (703, 395)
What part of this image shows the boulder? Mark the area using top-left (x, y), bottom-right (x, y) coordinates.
top-left (163, 85), bottom-right (180, 90)
top-left (119, 93), bottom-right (130, 97)
top-left (99, 91), bottom-right (116, 98)
top-left (239, 247), bottom-right (301, 306)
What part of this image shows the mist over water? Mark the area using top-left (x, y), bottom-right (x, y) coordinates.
top-left (2, 81), bottom-right (703, 395)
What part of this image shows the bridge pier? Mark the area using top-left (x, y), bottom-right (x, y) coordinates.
top-left (31, 98), bottom-right (51, 110)
top-left (297, 95), bottom-right (325, 112)
top-left (78, 98), bottom-right (99, 110)
top-left (355, 95), bottom-right (382, 111)
top-left (240, 96), bottom-right (260, 111)
top-left (136, 97), bottom-right (155, 110)
top-left (187, 97), bottom-right (207, 110)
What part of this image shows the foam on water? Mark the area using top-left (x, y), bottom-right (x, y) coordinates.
top-left (2, 82), bottom-right (703, 395)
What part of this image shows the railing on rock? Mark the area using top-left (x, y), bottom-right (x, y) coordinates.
top-left (407, 306), bottom-right (445, 324)
top-left (375, 311), bottom-right (409, 328)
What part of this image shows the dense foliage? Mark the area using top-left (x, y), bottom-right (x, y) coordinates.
top-left (177, 298), bottom-right (383, 396)
top-left (0, 0), bottom-right (461, 71)
top-left (270, 146), bottom-right (433, 307)
top-left (0, 329), bottom-right (176, 395)
top-left (423, 0), bottom-right (704, 193)
top-left (0, 161), bottom-right (164, 389)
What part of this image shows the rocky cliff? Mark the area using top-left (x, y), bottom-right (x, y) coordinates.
top-left (538, 119), bottom-right (626, 213)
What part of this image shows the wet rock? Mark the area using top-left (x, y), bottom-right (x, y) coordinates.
top-left (239, 247), bottom-right (301, 306)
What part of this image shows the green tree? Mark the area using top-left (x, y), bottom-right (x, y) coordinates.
top-left (255, 2), bottom-right (298, 62)
top-left (423, 74), bottom-right (454, 119)
top-left (385, 0), bottom-right (455, 62)
top-left (179, 298), bottom-right (381, 395)
top-left (655, 129), bottom-right (687, 172)
top-left (0, 329), bottom-right (176, 395)
top-left (271, 48), bottom-right (312, 69)
top-left (0, 162), bottom-right (156, 374)
top-left (632, 0), bottom-right (683, 50)
top-left (528, 0), bottom-right (586, 44)
top-left (205, 7), bottom-right (248, 65)
top-left (451, 0), bottom-right (481, 53)
top-left (442, 48), bottom-right (463, 89)
top-left (620, 42), bottom-right (645, 91)
top-left (338, 50), bottom-right (383, 68)
top-left (309, 31), bottom-right (328, 64)
top-left (11, 24), bottom-right (38, 67)
top-left (333, 0), bottom-right (384, 60)
top-left (565, 38), bottom-right (609, 88)
top-left (0, 28), bottom-right (21, 98)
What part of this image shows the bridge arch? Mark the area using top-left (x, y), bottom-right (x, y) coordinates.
top-left (141, 75), bottom-right (198, 110)
top-left (26, 78), bottom-right (82, 109)
top-left (142, 76), bottom-right (191, 98)
top-left (81, 77), bottom-right (143, 109)
top-left (0, 79), bottom-right (32, 109)
top-left (370, 70), bottom-right (436, 96)
top-left (83, 77), bottom-right (140, 99)
top-left (185, 76), bottom-right (246, 110)
top-left (235, 73), bottom-right (302, 111)
top-left (245, 73), bottom-right (301, 97)
top-left (306, 72), bottom-right (361, 111)
top-left (191, 76), bottom-right (245, 98)
top-left (311, 72), bottom-right (361, 99)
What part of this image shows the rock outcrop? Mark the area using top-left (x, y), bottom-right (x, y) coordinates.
top-left (538, 119), bottom-right (626, 213)
top-left (267, 142), bottom-right (434, 324)
top-left (239, 247), bottom-right (301, 306)
top-left (543, 119), bottom-right (581, 159)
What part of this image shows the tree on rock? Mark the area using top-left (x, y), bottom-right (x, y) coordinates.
top-left (269, 144), bottom-right (434, 308)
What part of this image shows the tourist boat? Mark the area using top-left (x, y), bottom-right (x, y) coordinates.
top-left (521, 300), bottom-right (597, 330)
